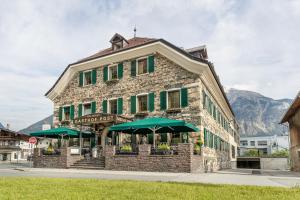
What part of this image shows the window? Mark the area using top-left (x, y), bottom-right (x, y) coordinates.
top-left (168, 90), bottom-right (180, 109)
top-left (137, 58), bottom-right (148, 75)
top-left (83, 103), bottom-right (92, 116)
top-left (250, 141), bottom-right (255, 146)
top-left (257, 140), bottom-right (267, 146)
top-left (109, 65), bottom-right (118, 80)
top-left (240, 140), bottom-right (248, 146)
top-left (63, 106), bottom-right (70, 121)
top-left (109, 99), bottom-right (118, 114)
top-left (137, 95), bottom-right (148, 112)
top-left (83, 71), bottom-right (92, 85)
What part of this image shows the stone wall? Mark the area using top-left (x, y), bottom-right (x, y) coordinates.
top-left (104, 143), bottom-right (203, 173)
top-left (33, 148), bottom-right (82, 169)
top-left (260, 157), bottom-right (289, 170)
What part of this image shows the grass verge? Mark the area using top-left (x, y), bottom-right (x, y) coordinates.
top-left (0, 177), bottom-right (299, 200)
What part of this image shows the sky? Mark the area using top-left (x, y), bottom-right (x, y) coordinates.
top-left (0, 0), bottom-right (299, 130)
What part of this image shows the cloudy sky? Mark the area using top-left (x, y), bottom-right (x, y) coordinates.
top-left (0, 0), bottom-right (299, 130)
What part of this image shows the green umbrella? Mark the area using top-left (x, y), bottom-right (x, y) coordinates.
top-left (30, 127), bottom-right (79, 138)
top-left (109, 117), bottom-right (199, 146)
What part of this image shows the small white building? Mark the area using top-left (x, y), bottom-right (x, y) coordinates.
top-left (239, 135), bottom-right (289, 156)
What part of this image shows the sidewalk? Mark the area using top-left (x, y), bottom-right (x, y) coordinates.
top-left (1, 167), bottom-right (300, 187)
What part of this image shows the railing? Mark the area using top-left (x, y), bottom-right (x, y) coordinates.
top-left (115, 144), bottom-right (139, 155)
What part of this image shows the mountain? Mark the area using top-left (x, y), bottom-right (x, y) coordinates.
top-left (19, 115), bottom-right (53, 135)
top-left (227, 89), bottom-right (292, 137)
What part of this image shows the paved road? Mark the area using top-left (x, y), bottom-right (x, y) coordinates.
top-left (1, 167), bottom-right (300, 188)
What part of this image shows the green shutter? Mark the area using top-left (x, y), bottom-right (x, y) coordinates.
top-left (58, 107), bottom-right (63, 121)
top-left (131, 60), bottom-right (136, 77)
top-left (103, 65), bottom-right (108, 82)
top-left (130, 96), bottom-right (136, 114)
top-left (148, 55), bottom-right (155, 73)
top-left (92, 69), bottom-right (97, 84)
top-left (117, 97), bottom-right (123, 115)
top-left (79, 72), bottom-right (83, 87)
top-left (91, 101), bottom-right (96, 114)
top-left (78, 104), bottom-right (82, 117)
top-left (148, 92), bottom-right (155, 112)
top-left (70, 105), bottom-right (74, 120)
top-left (204, 128), bottom-right (207, 147)
top-left (180, 88), bottom-right (188, 108)
top-left (118, 63), bottom-right (123, 79)
top-left (102, 100), bottom-right (107, 114)
top-left (160, 91), bottom-right (167, 110)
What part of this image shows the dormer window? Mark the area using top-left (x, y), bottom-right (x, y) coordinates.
top-left (110, 33), bottom-right (128, 51)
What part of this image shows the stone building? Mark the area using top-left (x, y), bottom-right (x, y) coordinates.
top-left (281, 92), bottom-right (300, 171)
top-left (44, 33), bottom-right (239, 172)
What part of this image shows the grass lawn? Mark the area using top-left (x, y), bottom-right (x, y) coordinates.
top-left (0, 177), bottom-right (300, 200)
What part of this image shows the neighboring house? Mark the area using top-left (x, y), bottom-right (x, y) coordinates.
top-left (281, 92), bottom-right (300, 171)
top-left (0, 124), bottom-right (32, 162)
top-left (239, 135), bottom-right (289, 156)
top-left (44, 33), bottom-right (240, 172)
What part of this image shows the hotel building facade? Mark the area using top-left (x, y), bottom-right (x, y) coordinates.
top-left (43, 33), bottom-right (239, 172)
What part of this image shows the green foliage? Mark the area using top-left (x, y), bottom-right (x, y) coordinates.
top-left (271, 150), bottom-right (289, 158)
top-left (0, 178), bottom-right (300, 200)
top-left (157, 143), bottom-right (171, 151)
top-left (121, 145), bottom-right (132, 152)
top-left (244, 149), bottom-right (260, 157)
top-left (46, 143), bottom-right (54, 154)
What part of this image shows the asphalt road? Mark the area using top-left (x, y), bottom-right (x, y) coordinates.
top-left (1, 167), bottom-right (300, 188)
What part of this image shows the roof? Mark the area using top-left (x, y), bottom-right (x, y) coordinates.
top-left (0, 122), bottom-right (4, 129)
top-left (77, 37), bottom-right (157, 63)
top-left (280, 91), bottom-right (300, 123)
top-left (45, 34), bottom-right (235, 117)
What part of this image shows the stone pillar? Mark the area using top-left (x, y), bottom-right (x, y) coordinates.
top-left (101, 127), bottom-right (110, 147)
top-left (177, 143), bottom-right (193, 156)
top-left (138, 144), bottom-right (151, 156)
top-left (105, 145), bottom-right (116, 157)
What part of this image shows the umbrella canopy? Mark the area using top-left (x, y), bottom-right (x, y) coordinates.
top-left (30, 127), bottom-right (94, 138)
top-left (109, 117), bottom-right (199, 134)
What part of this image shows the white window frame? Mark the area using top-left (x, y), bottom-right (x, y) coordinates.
top-left (82, 102), bottom-right (92, 116)
top-left (136, 93), bottom-right (149, 112)
top-left (83, 70), bottom-right (92, 86)
top-left (62, 105), bottom-right (71, 121)
top-left (136, 56), bottom-right (149, 76)
top-left (108, 64), bottom-right (118, 81)
top-left (166, 88), bottom-right (181, 109)
top-left (107, 98), bottom-right (118, 114)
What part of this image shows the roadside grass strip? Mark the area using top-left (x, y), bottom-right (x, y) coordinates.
top-left (0, 177), bottom-right (300, 200)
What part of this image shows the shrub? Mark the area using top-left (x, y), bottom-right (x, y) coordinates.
top-left (157, 144), bottom-right (171, 151)
top-left (271, 149), bottom-right (289, 157)
top-left (121, 145), bottom-right (132, 152)
top-left (244, 149), bottom-right (260, 157)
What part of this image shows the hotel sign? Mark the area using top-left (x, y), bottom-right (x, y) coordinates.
top-left (73, 113), bottom-right (131, 125)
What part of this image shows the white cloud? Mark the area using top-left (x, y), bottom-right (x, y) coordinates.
top-left (0, 0), bottom-right (299, 130)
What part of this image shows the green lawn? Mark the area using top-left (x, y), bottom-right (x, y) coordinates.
top-left (0, 177), bottom-right (299, 200)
